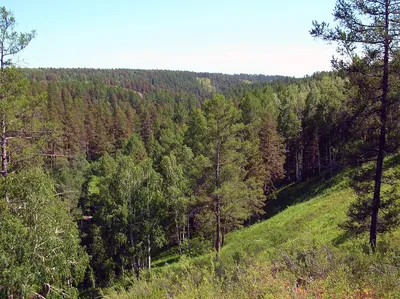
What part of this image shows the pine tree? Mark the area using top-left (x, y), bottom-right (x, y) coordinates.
top-left (201, 94), bottom-right (264, 257)
top-left (259, 113), bottom-right (286, 193)
top-left (311, 0), bottom-right (400, 251)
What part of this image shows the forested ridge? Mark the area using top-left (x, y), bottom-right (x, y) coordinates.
top-left (23, 68), bottom-right (292, 98)
top-left (2, 1), bottom-right (400, 298)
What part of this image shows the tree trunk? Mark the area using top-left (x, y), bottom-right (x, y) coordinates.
top-left (1, 114), bottom-right (6, 178)
top-left (302, 132), bottom-right (308, 181)
top-left (295, 143), bottom-right (301, 182)
top-left (147, 235), bottom-right (151, 270)
top-left (215, 142), bottom-right (221, 258)
top-left (175, 211), bottom-right (182, 256)
top-left (134, 256), bottom-right (140, 280)
top-left (215, 194), bottom-right (221, 257)
top-left (328, 138), bottom-right (333, 177)
top-left (187, 212), bottom-right (191, 255)
top-left (299, 145), bottom-right (304, 182)
top-left (316, 130), bottom-right (321, 175)
top-left (370, 1), bottom-right (389, 253)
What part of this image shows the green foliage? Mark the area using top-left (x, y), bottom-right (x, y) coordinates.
top-left (0, 68), bottom-right (49, 171)
top-left (258, 113), bottom-right (286, 192)
top-left (84, 153), bottom-right (166, 286)
top-left (194, 94), bottom-right (265, 247)
top-left (0, 169), bottom-right (88, 298)
top-left (185, 108), bottom-right (207, 155)
top-left (341, 165), bottom-right (400, 236)
top-left (0, 6), bottom-right (36, 67)
top-left (122, 135), bottom-right (147, 161)
top-left (160, 154), bottom-right (190, 251)
top-left (49, 153), bottom-right (89, 216)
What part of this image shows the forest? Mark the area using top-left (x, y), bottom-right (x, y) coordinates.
top-left (2, 0), bottom-right (400, 298)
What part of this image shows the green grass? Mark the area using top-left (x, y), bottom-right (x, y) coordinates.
top-left (221, 171), bottom-right (353, 262)
top-left (104, 158), bottom-right (400, 298)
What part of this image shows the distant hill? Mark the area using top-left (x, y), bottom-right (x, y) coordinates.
top-left (22, 68), bottom-right (294, 98)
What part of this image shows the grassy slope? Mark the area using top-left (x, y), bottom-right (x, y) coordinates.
top-left (106, 158), bottom-right (400, 298)
top-left (221, 173), bottom-right (353, 261)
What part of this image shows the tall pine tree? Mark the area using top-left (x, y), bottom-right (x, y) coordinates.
top-left (311, 0), bottom-right (400, 251)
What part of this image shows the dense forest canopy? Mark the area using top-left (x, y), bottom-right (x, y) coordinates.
top-left (23, 68), bottom-right (293, 98)
top-left (1, 1), bottom-right (400, 298)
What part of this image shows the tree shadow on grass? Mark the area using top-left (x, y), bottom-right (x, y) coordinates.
top-left (265, 154), bottom-right (400, 221)
top-left (332, 231), bottom-right (354, 246)
top-left (152, 255), bottom-right (181, 268)
top-left (264, 168), bottom-right (348, 220)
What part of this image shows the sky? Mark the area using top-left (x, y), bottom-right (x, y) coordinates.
top-left (4, 0), bottom-right (338, 77)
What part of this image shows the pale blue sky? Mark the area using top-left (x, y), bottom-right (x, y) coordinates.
top-left (5, 0), bottom-right (337, 77)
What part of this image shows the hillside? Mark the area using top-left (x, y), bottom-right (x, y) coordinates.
top-left (105, 156), bottom-right (400, 298)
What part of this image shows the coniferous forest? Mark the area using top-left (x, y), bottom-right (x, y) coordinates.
top-left (2, 1), bottom-right (400, 298)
